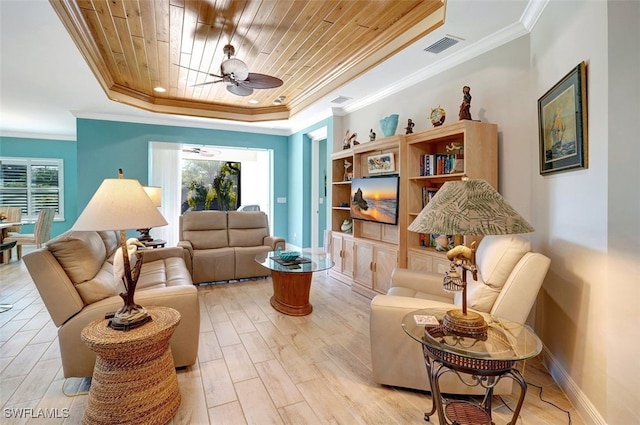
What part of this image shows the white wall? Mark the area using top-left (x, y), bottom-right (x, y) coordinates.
top-left (530, 2), bottom-right (610, 422)
top-left (606, 1), bottom-right (640, 424)
top-left (340, 1), bottom-right (640, 423)
top-left (343, 34), bottom-right (534, 223)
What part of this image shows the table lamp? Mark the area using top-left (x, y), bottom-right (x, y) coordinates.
top-left (408, 177), bottom-right (534, 337)
top-left (73, 169), bottom-right (168, 331)
top-left (137, 186), bottom-right (162, 242)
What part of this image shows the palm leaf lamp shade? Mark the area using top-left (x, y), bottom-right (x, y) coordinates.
top-left (408, 178), bottom-right (534, 337)
top-left (73, 170), bottom-right (167, 330)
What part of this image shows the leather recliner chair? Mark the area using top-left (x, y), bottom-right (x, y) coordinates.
top-left (370, 235), bottom-right (550, 395)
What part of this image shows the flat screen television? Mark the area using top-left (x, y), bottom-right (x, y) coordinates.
top-left (350, 175), bottom-right (400, 225)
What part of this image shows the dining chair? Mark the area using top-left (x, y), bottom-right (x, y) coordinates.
top-left (0, 206), bottom-right (22, 233)
top-left (4, 208), bottom-right (55, 260)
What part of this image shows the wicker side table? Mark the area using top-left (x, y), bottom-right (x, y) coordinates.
top-left (81, 306), bottom-right (181, 425)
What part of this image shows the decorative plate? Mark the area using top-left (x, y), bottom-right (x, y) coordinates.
top-left (430, 105), bottom-right (446, 127)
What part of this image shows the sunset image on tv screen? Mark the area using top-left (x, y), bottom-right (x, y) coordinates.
top-left (350, 176), bottom-right (399, 225)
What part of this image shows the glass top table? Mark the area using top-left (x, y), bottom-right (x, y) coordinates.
top-left (402, 308), bottom-right (542, 425)
top-left (255, 251), bottom-right (334, 274)
top-left (256, 251), bottom-right (334, 316)
top-left (402, 308), bottom-right (542, 364)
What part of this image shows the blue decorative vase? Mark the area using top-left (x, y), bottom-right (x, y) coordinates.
top-left (379, 114), bottom-right (399, 137)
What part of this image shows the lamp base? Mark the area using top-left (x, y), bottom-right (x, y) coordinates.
top-left (442, 309), bottom-right (488, 339)
top-left (137, 228), bottom-right (153, 242)
top-left (107, 306), bottom-right (152, 331)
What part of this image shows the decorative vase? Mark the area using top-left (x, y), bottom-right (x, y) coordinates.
top-left (379, 114), bottom-right (399, 137)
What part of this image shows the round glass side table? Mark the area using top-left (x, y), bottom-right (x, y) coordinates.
top-left (402, 308), bottom-right (542, 425)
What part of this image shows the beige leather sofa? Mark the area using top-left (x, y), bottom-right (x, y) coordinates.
top-left (178, 210), bottom-right (285, 284)
top-left (23, 230), bottom-right (199, 378)
top-left (370, 235), bottom-right (551, 395)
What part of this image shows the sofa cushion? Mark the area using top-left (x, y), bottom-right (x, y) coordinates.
top-left (137, 257), bottom-right (193, 290)
top-left (46, 231), bottom-right (120, 304)
top-left (75, 262), bottom-right (121, 304)
top-left (182, 211), bottom-right (229, 249)
top-left (47, 231), bottom-right (107, 284)
top-left (227, 211), bottom-right (269, 247)
top-left (98, 230), bottom-right (119, 263)
top-left (454, 235), bottom-right (531, 312)
top-left (476, 235), bottom-right (531, 288)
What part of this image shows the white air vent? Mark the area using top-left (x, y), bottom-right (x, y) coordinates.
top-left (330, 95), bottom-right (352, 104)
top-left (424, 36), bottom-right (463, 54)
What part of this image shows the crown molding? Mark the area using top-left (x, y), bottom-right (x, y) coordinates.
top-left (0, 131), bottom-right (76, 141)
top-left (72, 112), bottom-right (292, 137)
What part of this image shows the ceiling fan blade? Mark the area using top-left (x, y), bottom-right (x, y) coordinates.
top-left (174, 63), bottom-right (223, 79)
top-left (191, 80), bottom-right (222, 87)
top-left (227, 84), bottom-right (254, 96)
top-left (240, 73), bottom-right (284, 89)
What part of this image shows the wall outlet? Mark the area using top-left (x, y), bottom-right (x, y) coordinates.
top-left (277, 197), bottom-right (286, 203)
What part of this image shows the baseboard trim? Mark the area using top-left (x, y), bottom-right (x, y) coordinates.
top-left (541, 346), bottom-right (607, 425)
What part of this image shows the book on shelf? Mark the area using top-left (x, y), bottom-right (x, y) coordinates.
top-left (421, 187), bottom-right (437, 208)
top-left (422, 153), bottom-right (460, 176)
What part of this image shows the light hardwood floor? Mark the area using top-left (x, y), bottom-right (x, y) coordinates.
top-left (0, 252), bottom-right (584, 425)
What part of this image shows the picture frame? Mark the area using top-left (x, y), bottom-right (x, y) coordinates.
top-left (538, 61), bottom-right (588, 175)
top-left (367, 152), bottom-right (395, 174)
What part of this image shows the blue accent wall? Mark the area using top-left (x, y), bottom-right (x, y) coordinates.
top-left (0, 136), bottom-right (77, 236)
top-left (286, 118), bottom-right (334, 248)
top-left (76, 118), bottom-right (290, 238)
top-left (2, 117), bottom-right (334, 243)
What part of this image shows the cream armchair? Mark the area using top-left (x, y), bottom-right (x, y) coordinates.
top-left (370, 235), bottom-right (550, 394)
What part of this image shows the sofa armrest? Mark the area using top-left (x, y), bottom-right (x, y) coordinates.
top-left (177, 241), bottom-right (194, 276)
top-left (391, 268), bottom-right (449, 297)
top-left (24, 248), bottom-right (84, 327)
top-left (140, 246), bottom-right (184, 262)
top-left (264, 236), bottom-right (285, 251)
top-left (58, 285), bottom-right (199, 378)
top-left (177, 241), bottom-right (193, 256)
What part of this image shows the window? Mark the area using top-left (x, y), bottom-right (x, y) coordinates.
top-left (0, 157), bottom-right (64, 221)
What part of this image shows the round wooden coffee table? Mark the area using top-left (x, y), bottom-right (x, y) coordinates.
top-left (256, 251), bottom-right (334, 316)
top-left (81, 306), bottom-right (181, 425)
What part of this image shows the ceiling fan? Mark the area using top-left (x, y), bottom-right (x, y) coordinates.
top-left (178, 44), bottom-right (283, 97)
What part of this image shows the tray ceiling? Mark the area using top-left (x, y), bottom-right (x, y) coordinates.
top-left (51, 0), bottom-right (446, 122)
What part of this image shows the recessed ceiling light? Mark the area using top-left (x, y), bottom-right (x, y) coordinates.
top-left (248, 99), bottom-right (259, 104)
top-left (153, 86), bottom-right (167, 93)
top-left (272, 95), bottom-right (286, 105)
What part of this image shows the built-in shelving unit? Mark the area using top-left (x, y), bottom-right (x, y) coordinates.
top-left (401, 120), bottom-right (497, 273)
top-left (328, 120), bottom-right (497, 297)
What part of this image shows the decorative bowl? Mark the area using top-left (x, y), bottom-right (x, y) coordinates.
top-left (278, 251), bottom-right (301, 261)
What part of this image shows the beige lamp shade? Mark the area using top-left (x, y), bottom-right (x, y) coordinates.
top-left (73, 178), bottom-right (168, 231)
top-left (143, 186), bottom-right (162, 207)
top-left (408, 178), bottom-right (534, 236)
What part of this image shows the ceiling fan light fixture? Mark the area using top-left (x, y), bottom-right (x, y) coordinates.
top-left (221, 58), bottom-right (249, 81)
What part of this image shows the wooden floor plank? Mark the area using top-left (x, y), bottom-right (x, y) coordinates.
top-left (0, 252), bottom-right (585, 424)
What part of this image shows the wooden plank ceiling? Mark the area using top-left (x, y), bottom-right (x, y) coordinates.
top-left (51, 0), bottom-right (446, 122)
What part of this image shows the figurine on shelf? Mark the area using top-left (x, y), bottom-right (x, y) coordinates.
top-left (343, 159), bottom-right (352, 181)
top-left (349, 132), bottom-right (359, 146)
top-left (343, 130), bottom-right (351, 150)
top-left (405, 119), bottom-right (415, 134)
top-left (446, 142), bottom-right (463, 153)
top-left (459, 85), bottom-right (472, 120)
top-left (369, 129), bottom-right (376, 141)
